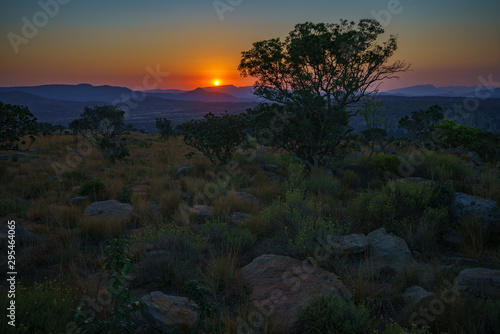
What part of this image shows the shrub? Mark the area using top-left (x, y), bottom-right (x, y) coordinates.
top-left (349, 182), bottom-right (451, 235)
top-left (295, 292), bottom-right (377, 334)
top-left (306, 168), bottom-right (342, 198)
top-left (179, 112), bottom-right (247, 166)
top-left (368, 154), bottom-right (399, 179)
top-left (79, 178), bottom-right (106, 200)
top-left (117, 185), bottom-right (133, 203)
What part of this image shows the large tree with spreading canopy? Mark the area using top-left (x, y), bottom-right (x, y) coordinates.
top-left (239, 19), bottom-right (409, 168)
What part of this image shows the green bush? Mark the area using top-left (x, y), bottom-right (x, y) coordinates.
top-left (117, 185), bottom-right (133, 203)
top-left (306, 169), bottom-right (342, 198)
top-left (410, 152), bottom-right (470, 182)
top-left (179, 112), bottom-right (247, 166)
top-left (221, 228), bottom-right (256, 254)
top-left (368, 154), bottom-right (399, 179)
top-left (295, 292), bottom-right (377, 334)
top-left (349, 181), bottom-right (451, 235)
top-left (79, 178), bottom-right (105, 200)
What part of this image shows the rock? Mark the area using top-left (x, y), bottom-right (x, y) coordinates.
top-left (329, 234), bottom-right (368, 255)
top-left (364, 228), bottom-right (414, 275)
top-left (466, 151), bottom-right (483, 167)
top-left (230, 191), bottom-right (257, 203)
top-left (450, 192), bottom-right (500, 230)
top-left (403, 286), bottom-right (434, 305)
top-left (149, 203), bottom-right (160, 214)
top-left (442, 230), bottom-right (462, 247)
top-left (11, 152), bottom-right (34, 161)
top-left (141, 292), bottom-right (198, 333)
top-left (0, 154), bottom-right (9, 160)
top-left (83, 200), bottom-right (134, 222)
top-left (455, 268), bottom-right (500, 298)
top-left (132, 185), bottom-right (151, 196)
top-left (445, 257), bottom-right (480, 269)
top-left (188, 205), bottom-right (213, 221)
top-left (72, 186), bottom-right (82, 192)
top-left (242, 254), bottom-right (351, 330)
top-left (176, 164), bottom-right (196, 176)
top-left (374, 146), bottom-right (397, 154)
top-left (47, 175), bottom-right (59, 181)
top-left (261, 163), bottom-right (280, 172)
top-left (70, 195), bottom-right (90, 205)
top-left (397, 177), bottom-right (434, 185)
top-left (231, 212), bottom-right (251, 226)
top-left (1, 225), bottom-right (40, 248)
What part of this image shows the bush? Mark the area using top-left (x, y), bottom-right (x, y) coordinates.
top-left (295, 292), bottom-right (377, 334)
top-left (349, 181), bottom-right (451, 235)
top-left (306, 168), bottom-right (342, 198)
top-left (80, 178), bottom-right (105, 200)
top-left (410, 152), bottom-right (470, 182)
top-left (179, 112), bottom-right (247, 166)
top-left (368, 154), bottom-right (399, 179)
top-left (117, 185), bottom-right (133, 203)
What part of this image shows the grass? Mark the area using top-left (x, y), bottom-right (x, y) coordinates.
top-left (1, 133), bottom-right (499, 333)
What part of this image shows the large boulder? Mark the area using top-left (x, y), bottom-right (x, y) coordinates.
top-left (403, 286), bottom-right (434, 305)
top-left (451, 192), bottom-right (500, 230)
top-left (188, 205), bottom-right (213, 221)
top-left (455, 268), bottom-right (500, 298)
top-left (176, 164), bottom-right (196, 176)
top-left (141, 292), bottom-right (198, 333)
top-left (242, 254), bottom-right (351, 329)
top-left (329, 234), bottom-right (368, 255)
top-left (83, 200), bottom-right (134, 222)
top-left (361, 228), bottom-right (414, 277)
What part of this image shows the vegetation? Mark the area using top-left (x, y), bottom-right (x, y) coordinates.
top-left (179, 112), bottom-right (247, 166)
top-left (398, 105), bottom-right (444, 146)
top-left (0, 102), bottom-right (38, 151)
top-left (239, 19), bottom-right (409, 168)
top-left (155, 117), bottom-right (175, 139)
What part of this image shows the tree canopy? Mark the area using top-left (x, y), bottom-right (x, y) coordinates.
top-left (0, 102), bottom-right (38, 151)
top-left (239, 19), bottom-right (409, 168)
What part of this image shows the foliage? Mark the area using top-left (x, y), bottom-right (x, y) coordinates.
top-left (0, 279), bottom-right (78, 334)
top-left (0, 101), bottom-right (38, 151)
top-left (179, 112), bottom-right (247, 166)
top-left (182, 280), bottom-right (225, 333)
top-left (68, 118), bottom-right (88, 142)
top-left (101, 238), bottom-right (142, 333)
top-left (349, 181), bottom-right (451, 235)
top-left (398, 105), bottom-right (444, 145)
top-left (79, 178), bottom-right (106, 200)
top-left (295, 292), bottom-right (377, 334)
top-left (358, 94), bottom-right (390, 158)
top-left (118, 185), bottom-right (133, 203)
top-left (239, 19), bottom-right (409, 168)
top-left (37, 121), bottom-right (56, 136)
top-left (368, 154), bottom-right (399, 179)
top-left (155, 117), bottom-right (175, 139)
top-left (79, 105), bottom-right (125, 138)
top-left (95, 137), bottom-right (130, 163)
top-left (433, 119), bottom-right (500, 162)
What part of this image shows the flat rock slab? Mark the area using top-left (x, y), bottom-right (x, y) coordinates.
top-left (455, 268), bottom-right (500, 298)
top-left (403, 286), bottom-right (434, 305)
top-left (242, 254), bottom-right (351, 330)
top-left (141, 292), bottom-right (198, 333)
top-left (84, 200), bottom-right (134, 222)
top-left (451, 192), bottom-right (500, 230)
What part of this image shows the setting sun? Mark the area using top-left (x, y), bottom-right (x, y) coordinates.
top-left (214, 80), bottom-right (220, 86)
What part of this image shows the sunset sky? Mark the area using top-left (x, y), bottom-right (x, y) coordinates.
top-left (1, 0), bottom-right (499, 91)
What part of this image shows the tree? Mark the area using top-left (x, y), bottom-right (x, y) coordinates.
top-left (398, 105), bottom-right (443, 145)
top-left (155, 118), bottom-right (175, 139)
top-left (0, 102), bottom-right (38, 151)
top-left (79, 105), bottom-right (125, 138)
top-left (179, 112), bottom-right (247, 166)
top-left (68, 118), bottom-right (88, 142)
top-left (357, 94), bottom-right (390, 158)
top-left (37, 122), bottom-right (56, 136)
top-left (239, 19), bottom-right (409, 168)
top-left (54, 124), bottom-right (65, 136)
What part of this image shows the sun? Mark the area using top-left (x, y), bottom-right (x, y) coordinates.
top-left (214, 80), bottom-right (220, 86)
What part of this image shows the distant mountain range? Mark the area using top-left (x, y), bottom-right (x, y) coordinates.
top-left (381, 84), bottom-right (500, 98)
top-left (0, 83), bottom-right (499, 133)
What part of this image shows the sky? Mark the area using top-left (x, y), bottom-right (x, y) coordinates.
top-left (0, 0), bottom-right (499, 91)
